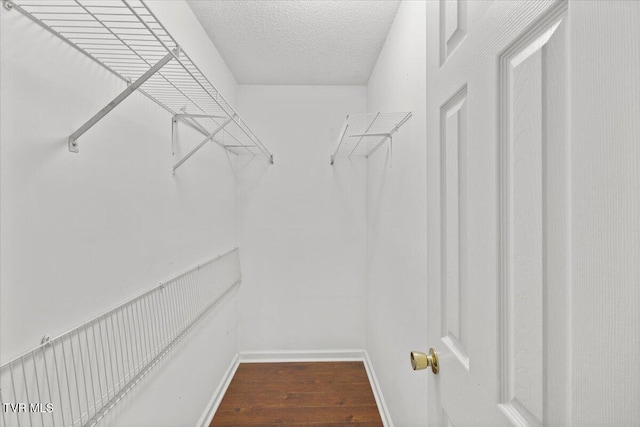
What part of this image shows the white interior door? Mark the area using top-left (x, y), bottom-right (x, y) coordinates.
top-left (423, 1), bottom-right (640, 426)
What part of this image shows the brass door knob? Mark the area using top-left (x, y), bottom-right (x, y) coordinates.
top-left (410, 348), bottom-right (439, 374)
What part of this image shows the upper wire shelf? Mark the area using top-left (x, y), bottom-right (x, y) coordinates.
top-left (330, 112), bottom-right (412, 165)
top-left (5, 0), bottom-right (273, 165)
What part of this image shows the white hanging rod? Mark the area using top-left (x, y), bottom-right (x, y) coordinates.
top-left (174, 113), bottom-right (226, 120)
top-left (171, 113), bottom-right (257, 161)
top-left (5, 0), bottom-right (274, 164)
top-left (223, 145), bottom-right (260, 149)
top-left (330, 111), bottom-right (412, 164)
top-left (349, 133), bottom-right (391, 137)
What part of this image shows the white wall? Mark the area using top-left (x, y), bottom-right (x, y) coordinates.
top-left (1, 1), bottom-right (238, 425)
top-left (365, 1), bottom-right (428, 425)
top-left (236, 85), bottom-right (368, 352)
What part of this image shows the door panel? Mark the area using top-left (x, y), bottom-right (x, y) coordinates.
top-left (439, 0), bottom-right (467, 66)
top-left (497, 8), bottom-right (570, 426)
top-left (427, 1), bottom-right (639, 426)
top-left (440, 85), bottom-right (469, 370)
top-left (426, 1), bottom-right (570, 426)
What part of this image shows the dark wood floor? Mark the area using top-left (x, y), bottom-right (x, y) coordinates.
top-left (210, 361), bottom-right (384, 426)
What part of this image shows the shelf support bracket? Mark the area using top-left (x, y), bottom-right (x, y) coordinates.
top-left (172, 114), bottom-right (242, 160)
top-left (366, 112), bottom-right (413, 158)
top-left (330, 119), bottom-right (349, 165)
top-left (364, 134), bottom-right (394, 158)
top-left (68, 48), bottom-right (178, 152)
top-left (173, 115), bottom-right (235, 173)
top-left (348, 112), bottom-right (380, 159)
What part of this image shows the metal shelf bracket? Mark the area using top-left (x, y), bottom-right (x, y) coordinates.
top-left (69, 48), bottom-right (180, 152)
top-left (173, 115), bottom-right (235, 173)
top-left (330, 112), bottom-right (412, 164)
top-left (172, 113), bottom-right (230, 153)
top-left (330, 120), bottom-right (350, 165)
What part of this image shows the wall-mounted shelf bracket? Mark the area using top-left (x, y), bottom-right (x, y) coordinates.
top-left (365, 134), bottom-right (394, 158)
top-left (173, 115), bottom-right (235, 173)
top-left (330, 120), bottom-right (350, 165)
top-left (69, 48), bottom-right (179, 152)
top-left (330, 112), bottom-right (412, 164)
top-left (172, 113), bottom-right (229, 153)
top-left (367, 112), bottom-right (412, 157)
top-left (172, 112), bottom-right (275, 166)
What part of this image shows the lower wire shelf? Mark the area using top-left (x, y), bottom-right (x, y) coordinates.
top-left (0, 248), bottom-right (241, 427)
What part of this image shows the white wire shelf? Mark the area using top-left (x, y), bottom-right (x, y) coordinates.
top-left (0, 248), bottom-right (241, 427)
top-left (5, 0), bottom-right (273, 166)
top-left (330, 112), bottom-right (412, 165)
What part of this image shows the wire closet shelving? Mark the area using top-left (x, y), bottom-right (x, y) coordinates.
top-left (4, 0), bottom-right (273, 168)
top-left (0, 248), bottom-right (241, 427)
top-left (330, 112), bottom-right (412, 165)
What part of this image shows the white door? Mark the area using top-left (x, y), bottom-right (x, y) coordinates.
top-left (423, 1), bottom-right (640, 426)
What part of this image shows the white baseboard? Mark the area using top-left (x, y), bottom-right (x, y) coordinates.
top-left (362, 351), bottom-right (394, 427)
top-left (196, 353), bottom-right (240, 427)
top-left (198, 349), bottom-right (393, 427)
top-left (238, 349), bottom-right (366, 363)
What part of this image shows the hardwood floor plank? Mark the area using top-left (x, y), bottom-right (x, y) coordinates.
top-left (238, 362), bottom-right (366, 372)
top-left (306, 406), bottom-right (382, 423)
top-left (210, 362), bottom-right (383, 426)
top-left (212, 406), bottom-right (309, 423)
top-left (224, 381), bottom-right (374, 395)
top-left (212, 424), bottom-right (383, 427)
top-left (231, 370), bottom-right (371, 383)
top-left (218, 390), bottom-right (379, 408)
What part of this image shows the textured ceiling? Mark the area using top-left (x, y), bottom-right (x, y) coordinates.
top-left (186, 0), bottom-right (401, 85)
